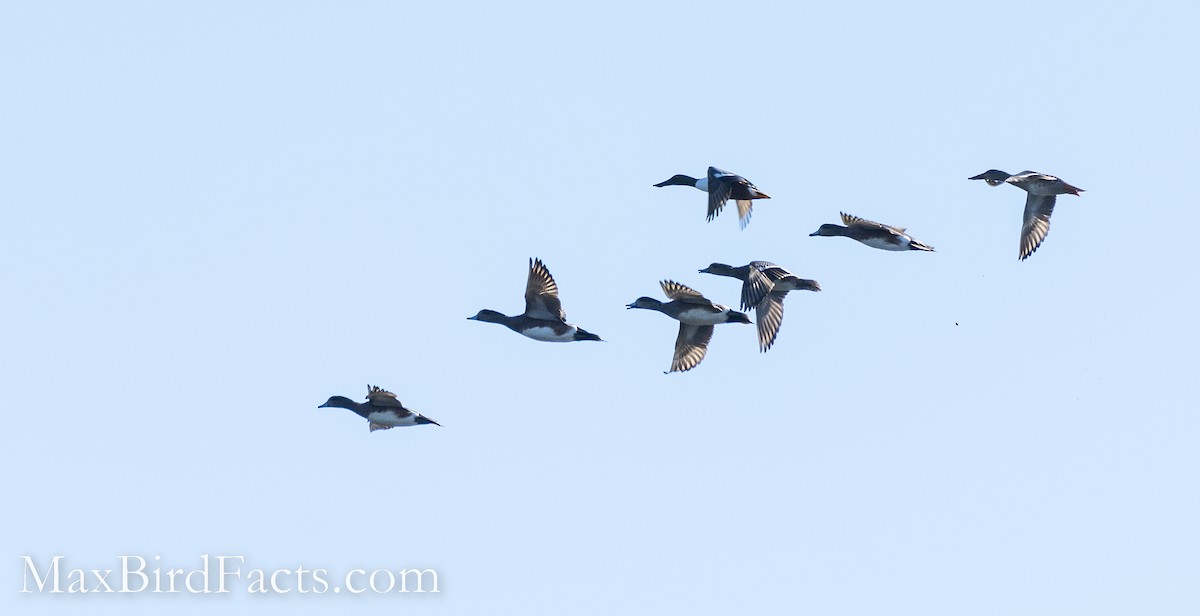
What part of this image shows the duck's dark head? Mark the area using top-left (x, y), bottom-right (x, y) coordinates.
top-left (809, 223), bottom-right (846, 237)
top-left (699, 263), bottom-right (737, 277)
top-left (626, 297), bottom-right (661, 310)
top-left (468, 309), bottom-right (506, 323)
top-left (968, 169), bottom-right (1012, 186)
top-left (318, 395), bottom-right (357, 410)
top-left (653, 174), bottom-right (698, 188)
top-left (727, 310), bottom-right (752, 324)
top-left (792, 278), bottom-right (822, 292)
top-left (416, 415), bottom-right (442, 427)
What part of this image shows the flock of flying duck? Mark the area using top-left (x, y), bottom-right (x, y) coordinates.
top-left (320, 167), bottom-right (1085, 432)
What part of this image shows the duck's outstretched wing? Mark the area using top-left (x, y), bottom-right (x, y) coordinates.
top-left (366, 385), bottom-right (406, 409)
top-left (735, 199), bottom-right (753, 229)
top-left (755, 290), bottom-right (788, 352)
top-left (840, 211), bottom-right (905, 233)
top-left (1019, 194), bottom-right (1056, 260)
top-left (669, 323), bottom-right (714, 373)
top-left (524, 257), bottom-right (566, 321)
top-left (706, 167), bottom-right (734, 223)
top-left (742, 261), bottom-right (787, 310)
top-left (660, 280), bottom-right (712, 306)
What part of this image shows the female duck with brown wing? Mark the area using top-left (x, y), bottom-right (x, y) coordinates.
top-left (968, 169), bottom-right (1084, 260)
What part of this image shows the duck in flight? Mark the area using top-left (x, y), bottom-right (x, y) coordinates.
top-left (809, 212), bottom-right (935, 252)
top-left (469, 258), bottom-right (602, 342)
top-left (968, 170), bottom-right (1084, 260)
top-left (319, 385), bottom-right (441, 432)
top-left (626, 280), bottom-right (751, 373)
top-left (700, 261), bottom-right (821, 352)
top-left (653, 166), bottom-right (771, 229)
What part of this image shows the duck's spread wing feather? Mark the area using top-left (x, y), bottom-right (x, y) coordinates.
top-left (366, 385), bottom-right (406, 409)
top-left (1020, 193), bottom-right (1056, 260)
top-left (840, 211), bottom-right (905, 233)
top-left (706, 167), bottom-right (734, 222)
top-left (660, 280), bottom-right (711, 305)
top-left (735, 200), bottom-right (753, 229)
top-left (755, 290), bottom-right (787, 352)
top-left (839, 211), bottom-right (872, 227)
top-left (671, 323), bottom-right (714, 373)
top-left (524, 257), bottom-right (566, 321)
top-left (742, 262), bottom-right (783, 309)
top-left (751, 261), bottom-right (791, 282)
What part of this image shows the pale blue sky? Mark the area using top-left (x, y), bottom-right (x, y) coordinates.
top-left (4, 1), bottom-right (1198, 614)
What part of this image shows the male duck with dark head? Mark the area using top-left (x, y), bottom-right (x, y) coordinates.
top-left (653, 166), bottom-right (771, 229)
top-left (809, 212), bottom-right (935, 252)
top-left (626, 280), bottom-right (751, 373)
top-left (319, 385), bottom-right (441, 432)
top-left (700, 262), bottom-right (821, 352)
top-left (469, 257), bottom-right (602, 342)
top-left (968, 169), bottom-right (1084, 260)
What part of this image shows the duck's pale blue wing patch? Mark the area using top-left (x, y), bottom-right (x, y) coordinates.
top-left (706, 167), bottom-right (733, 222)
top-left (670, 323), bottom-right (714, 373)
top-left (660, 280), bottom-right (710, 305)
top-left (524, 257), bottom-right (566, 321)
top-left (1020, 194), bottom-right (1056, 260)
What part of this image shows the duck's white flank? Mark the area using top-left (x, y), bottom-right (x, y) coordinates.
top-left (368, 410), bottom-right (420, 427)
top-left (674, 306), bottom-right (731, 326)
top-left (520, 325), bottom-right (576, 342)
top-left (860, 236), bottom-right (906, 251)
